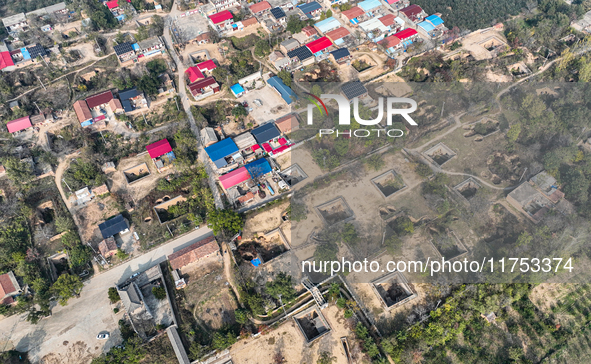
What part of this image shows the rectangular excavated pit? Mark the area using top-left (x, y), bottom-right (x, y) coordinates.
top-left (315, 196), bottom-right (354, 226)
top-left (424, 142), bottom-right (456, 167)
top-left (294, 306), bottom-right (331, 344)
top-left (371, 170), bottom-right (407, 198)
top-left (123, 163), bottom-right (151, 185)
top-left (371, 272), bottom-right (417, 311)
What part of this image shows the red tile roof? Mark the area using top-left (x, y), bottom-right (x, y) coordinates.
top-left (188, 76), bottom-right (218, 95)
top-left (242, 17), bottom-right (259, 27)
top-left (378, 14), bottom-right (396, 27)
top-left (380, 34), bottom-right (401, 48)
top-left (342, 6), bottom-right (364, 20)
top-left (73, 100), bottom-right (92, 123)
top-left (86, 90), bottom-right (114, 109)
top-left (237, 191), bottom-right (254, 204)
top-left (302, 26), bottom-right (317, 37)
top-left (186, 66), bottom-right (205, 83)
top-left (6, 116), bottom-right (32, 133)
top-left (250, 1), bottom-right (271, 13)
top-left (0, 51), bottom-right (14, 70)
top-left (0, 273), bottom-right (17, 299)
top-left (196, 59), bottom-right (217, 72)
top-left (274, 113), bottom-right (299, 134)
top-left (168, 236), bottom-right (219, 270)
top-left (209, 10), bottom-right (233, 24)
top-left (146, 139), bottom-right (173, 159)
top-left (109, 98), bottom-right (123, 112)
top-left (219, 167), bottom-right (251, 189)
top-left (98, 237), bottom-right (118, 257)
top-left (394, 28), bottom-right (418, 40)
top-left (400, 4), bottom-right (423, 18)
top-left (325, 27), bottom-right (350, 41)
top-left (306, 36), bottom-right (332, 54)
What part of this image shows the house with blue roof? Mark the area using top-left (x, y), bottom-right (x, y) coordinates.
top-left (267, 76), bottom-right (297, 105)
top-left (425, 14), bottom-right (444, 27)
top-left (231, 83), bottom-right (245, 97)
top-left (245, 158), bottom-right (272, 178)
top-left (358, 0), bottom-right (382, 14)
top-left (315, 17), bottom-right (341, 34)
top-left (298, 1), bottom-right (322, 19)
top-left (417, 14), bottom-right (444, 37)
top-left (205, 138), bottom-right (240, 169)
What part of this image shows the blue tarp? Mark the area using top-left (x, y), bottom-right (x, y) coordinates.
top-left (417, 21), bottom-right (435, 32)
top-left (350, 18), bottom-right (358, 24)
top-left (116, 14), bottom-right (126, 21)
top-left (245, 158), bottom-right (272, 178)
top-left (230, 83), bottom-right (245, 96)
top-left (358, 0), bottom-right (381, 12)
top-left (80, 119), bottom-right (93, 127)
top-left (267, 76), bottom-right (297, 105)
top-left (20, 47), bottom-right (31, 60)
top-left (426, 14), bottom-right (444, 26)
top-left (251, 258), bottom-right (261, 267)
top-left (205, 138), bottom-right (239, 168)
top-left (132, 43), bottom-right (140, 51)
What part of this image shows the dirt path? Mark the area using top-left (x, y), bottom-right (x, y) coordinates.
top-left (54, 154), bottom-right (77, 211)
top-left (221, 241), bottom-right (241, 302)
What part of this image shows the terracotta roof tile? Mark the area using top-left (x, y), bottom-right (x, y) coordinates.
top-left (168, 236), bottom-right (219, 270)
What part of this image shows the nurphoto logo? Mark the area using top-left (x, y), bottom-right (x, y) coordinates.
top-left (305, 94), bottom-right (418, 138)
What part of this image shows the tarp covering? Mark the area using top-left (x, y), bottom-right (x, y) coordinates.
top-left (245, 158), bottom-right (272, 178)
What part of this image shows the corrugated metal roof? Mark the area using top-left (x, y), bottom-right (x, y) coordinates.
top-left (146, 139), bottom-right (173, 159)
top-left (205, 138), bottom-right (239, 163)
top-left (219, 167), bottom-right (251, 189)
top-left (233, 132), bottom-right (257, 150)
top-left (209, 10), bottom-right (233, 24)
top-left (306, 36), bottom-right (332, 53)
top-left (86, 90), bottom-right (114, 109)
top-left (251, 122), bottom-right (282, 143)
top-left (341, 6), bottom-right (364, 20)
top-left (325, 27), bottom-right (350, 41)
top-left (315, 17), bottom-right (341, 33)
top-left (358, 0), bottom-right (381, 12)
top-left (6, 116), bottom-right (31, 133)
top-left (98, 214), bottom-right (129, 239)
top-left (267, 76), bottom-right (297, 105)
top-left (245, 158), bottom-right (272, 177)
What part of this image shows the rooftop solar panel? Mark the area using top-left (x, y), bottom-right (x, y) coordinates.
top-left (341, 81), bottom-right (368, 100)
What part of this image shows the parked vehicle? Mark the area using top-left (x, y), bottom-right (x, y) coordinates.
top-left (97, 333), bottom-right (109, 340)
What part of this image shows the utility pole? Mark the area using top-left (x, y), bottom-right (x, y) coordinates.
top-left (141, 110), bottom-right (148, 125)
top-left (62, 178), bottom-right (72, 192)
top-left (278, 294), bottom-right (287, 317)
top-left (36, 75), bottom-right (47, 90)
top-left (33, 101), bottom-right (42, 114)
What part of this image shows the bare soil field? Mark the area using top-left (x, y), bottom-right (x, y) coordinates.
top-left (182, 259), bottom-right (238, 330)
top-left (109, 153), bottom-right (176, 202)
top-left (242, 200), bottom-right (290, 239)
top-left (230, 304), bottom-right (359, 364)
top-left (74, 195), bottom-right (123, 244)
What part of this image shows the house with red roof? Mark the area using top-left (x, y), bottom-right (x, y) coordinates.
top-left (209, 10), bottom-right (234, 33)
top-left (399, 4), bottom-right (426, 23)
top-left (146, 139), bottom-right (175, 172)
top-left (393, 28), bottom-right (418, 47)
top-left (196, 59), bottom-right (217, 72)
top-left (185, 66), bottom-right (205, 83)
top-left (249, 1), bottom-right (271, 15)
top-left (219, 167), bottom-right (251, 189)
top-left (106, 0), bottom-right (119, 9)
top-left (73, 100), bottom-right (93, 127)
top-left (86, 90), bottom-right (114, 110)
top-left (188, 76), bottom-right (220, 100)
top-left (341, 6), bottom-right (365, 25)
top-left (167, 236), bottom-right (219, 271)
top-left (6, 116), bottom-right (32, 133)
top-left (306, 36), bottom-right (333, 54)
top-left (325, 27), bottom-right (350, 43)
top-left (0, 272), bottom-right (21, 305)
top-left (0, 51), bottom-right (15, 71)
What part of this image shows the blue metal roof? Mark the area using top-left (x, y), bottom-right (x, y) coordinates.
top-left (205, 138), bottom-right (239, 166)
top-left (122, 100), bottom-right (133, 112)
top-left (426, 14), bottom-right (444, 26)
top-left (267, 76), bottom-right (297, 105)
top-left (132, 43), bottom-right (140, 51)
top-left (230, 83), bottom-right (245, 96)
top-left (251, 122), bottom-right (281, 143)
top-left (20, 47), bottom-right (31, 60)
top-left (417, 21), bottom-right (435, 32)
top-left (358, 0), bottom-right (381, 12)
top-left (298, 1), bottom-right (322, 14)
top-left (119, 88), bottom-right (139, 100)
top-left (245, 158), bottom-right (272, 178)
top-left (315, 17), bottom-right (341, 33)
top-left (330, 48), bottom-right (350, 60)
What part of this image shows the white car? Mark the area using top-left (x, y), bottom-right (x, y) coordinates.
top-left (278, 180), bottom-right (289, 190)
top-left (253, 99), bottom-right (262, 106)
top-left (97, 333), bottom-right (109, 340)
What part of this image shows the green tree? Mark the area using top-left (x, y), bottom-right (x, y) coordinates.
top-left (232, 104), bottom-right (248, 119)
top-left (52, 274), bottom-right (84, 306)
top-left (341, 223), bottom-right (358, 246)
top-left (152, 286), bottom-right (167, 300)
top-left (317, 351), bottom-right (336, 364)
top-left (234, 308), bottom-right (249, 324)
top-left (69, 245), bottom-right (92, 268)
top-left (2, 156), bottom-right (34, 184)
top-left (207, 209), bottom-right (244, 236)
top-left (108, 287), bottom-right (121, 303)
top-left (265, 272), bottom-right (297, 302)
top-left (277, 69), bottom-right (292, 87)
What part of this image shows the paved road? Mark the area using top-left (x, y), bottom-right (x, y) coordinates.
top-left (162, 4), bottom-right (224, 209)
top-left (0, 227), bottom-right (213, 363)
